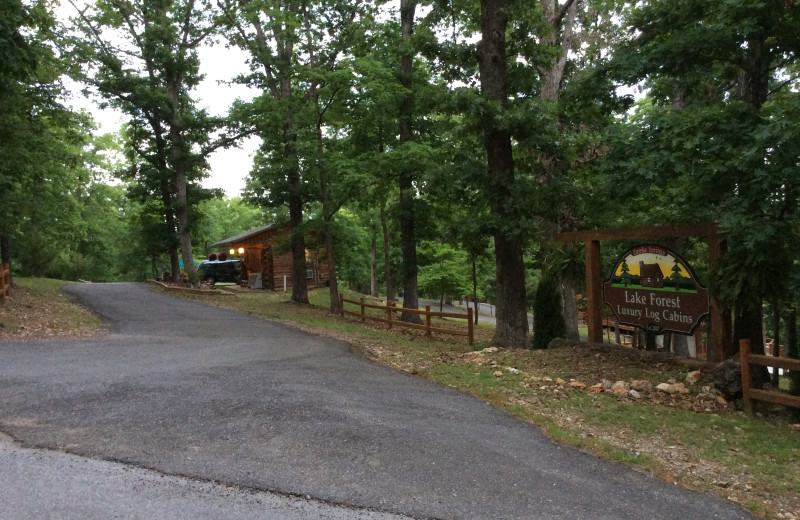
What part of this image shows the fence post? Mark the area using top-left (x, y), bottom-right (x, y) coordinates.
top-left (360, 297), bottom-right (365, 323)
top-left (740, 339), bottom-right (753, 414)
top-left (425, 305), bottom-right (431, 338)
top-left (467, 307), bottom-right (474, 346)
top-left (339, 294), bottom-right (344, 317)
top-left (387, 300), bottom-right (393, 330)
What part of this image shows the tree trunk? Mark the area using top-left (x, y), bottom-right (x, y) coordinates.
top-left (472, 258), bottom-right (479, 324)
top-left (785, 306), bottom-right (800, 396)
top-left (173, 163), bottom-right (194, 282)
top-left (282, 73), bottom-right (309, 304)
top-left (539, 0), bottom-right (579, 103)
top-left (562, 280), bottom-right (579, 341)
top-left (165, 70), bottom-right (195, 284)
top-left (319, 139), bottom-right (340, 313)
top-left (0, 235), bottom-right (10, 287)
top-left (645, 331), bottom-right (657, 351)
top-left (478, 0), bottom-right (528, 348)
top-left (734, 299), bottom-right (768, 386)
top-left (152, 119), bottom-right (180, 283)
top-left (380, 205), bottom-right (395, 301)
top-left (0, 235), bottom-right (9, 266)
top-left (398, 0), bottom-right (420, 323)
top-left (161, 181), bottom-right (181, 283)
top-left (673, 333), bottom-right (690, 357)
top-left (323, 216), bottom-right (340, 313)
top-left (771, 301), bottom-right (781, 387)
top-left (370, 231), bottom-right (378, 297)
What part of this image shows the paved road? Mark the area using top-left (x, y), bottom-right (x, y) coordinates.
top-left (0, 283), bottom-right (752, 519)
top-left (0, 436), bottom-right (410, 519)
top-left (415, 298), bottom-right (533, 328)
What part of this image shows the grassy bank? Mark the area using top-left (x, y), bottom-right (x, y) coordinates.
top-left (0, 278), bottom-right (101, 340)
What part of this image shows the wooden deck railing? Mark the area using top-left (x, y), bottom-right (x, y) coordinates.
top-left (740, 339), bottom-right (800, 413)
top-left (339, 295), bottom-right (473, 345)
top-left (0, 263), bottom-right (10, 303)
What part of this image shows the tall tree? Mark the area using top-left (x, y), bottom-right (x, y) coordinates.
top-left (220, 0), bottom-right (312, 303)
top-left (397, 0), bottom-right (423, 322)
top-left (70, 0), bottom-right (221, 283)
top-left (0, 0), bottom-right (88, 279)
top-left (476, 0), bottom-right (529, 347)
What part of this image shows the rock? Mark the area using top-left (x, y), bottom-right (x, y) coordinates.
top-left (556, 378), bottom-right (565, 386)
top-left (602, 379), bottom-right (612, 390)
top-left (792, 424), bottom-right (800, 432)
top-left (482, 347), bottom-right (499, 354)
top-left (507, 367), bottom-right (521, 374)
top-left (611, 381), bottom-right (630, 392)
top-left (630, 380), bottom-right (652, 392)
top-left (629, 389), bottom-right (642, 399)
top-left (716, 396), bottom-right (728, 406)
top-left (657, 382), bottom-right (689, 394)
top-left (461, 352), bottom-right (484, 362)
top-left (569, 381), bottom-right (586, 390)
top-left (667, 378), bottom-right (676, 384)
top-left (589, 383), bottom-right (604, 394)
top-left (697, 391), bottom-right (715, 401)
top-left (710, 359), bottom-right (743, 401)
top-left (542, 377), bottom-right (553, 382)
top-left (493, 371), bottom-right (503, 377)
top-left (686, 371), bottom-right (702, 384)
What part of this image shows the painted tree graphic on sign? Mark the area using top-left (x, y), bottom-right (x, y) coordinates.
top-left (620, 259), bottom-right (632, 287)
top-left (670, 259), bottom-right (683, 291)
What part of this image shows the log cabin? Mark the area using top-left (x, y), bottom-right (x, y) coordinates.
top-left (210, 225), bottom-right (330, 290)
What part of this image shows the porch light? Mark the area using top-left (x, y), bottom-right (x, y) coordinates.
top-left (238, 247), bottom-right (245, 254)
top-left (229, 248), bottom-right (235, 256)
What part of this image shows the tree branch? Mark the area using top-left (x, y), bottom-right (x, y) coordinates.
top-left (552, 0), bottom-right (579, 30)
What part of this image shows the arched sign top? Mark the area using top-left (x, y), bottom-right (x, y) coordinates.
top-left (603, 245), bottom-right (709, 335)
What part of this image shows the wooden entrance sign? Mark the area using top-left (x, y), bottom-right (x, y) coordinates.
top-left (556, 225), bottom-right (732, 361)
top-left (603, 245), bottom-right (709, 335)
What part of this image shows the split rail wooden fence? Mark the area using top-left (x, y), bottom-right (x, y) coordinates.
top-left (0, 263), bottom-right (10, 303)
top-left (339, 295), bottom-right (474, 345)
top-left (740, 339), bottom-right (800, 413)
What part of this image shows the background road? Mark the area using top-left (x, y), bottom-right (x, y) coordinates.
top-left (0, 283), bottom-right (752, 519)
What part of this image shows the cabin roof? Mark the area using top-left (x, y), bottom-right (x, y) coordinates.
top-left (209, 224), bottom-right (276, 249)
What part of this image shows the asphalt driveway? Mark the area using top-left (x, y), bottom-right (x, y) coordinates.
top-left (0, 283), bottom-right (752, 519)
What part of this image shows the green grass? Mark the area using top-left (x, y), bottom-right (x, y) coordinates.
top-left (1, 278), bottom-right (101, 337)
top-left (16, 277), bottom-right (76, 291)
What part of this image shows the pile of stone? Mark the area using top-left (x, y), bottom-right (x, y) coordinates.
top-left (531, 370), bottom-right (730, 407)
